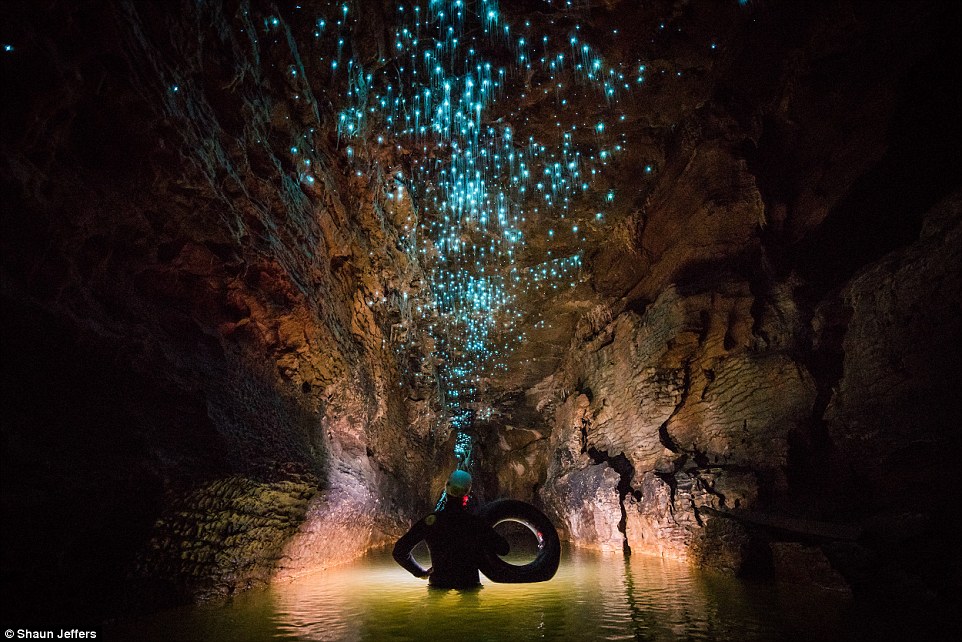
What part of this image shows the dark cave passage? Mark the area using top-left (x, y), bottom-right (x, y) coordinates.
top-left (1, 0), bottom-right (960, 638)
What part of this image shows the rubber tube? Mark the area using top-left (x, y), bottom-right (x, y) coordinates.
top-left (478, 499), bottom-right (561, 583)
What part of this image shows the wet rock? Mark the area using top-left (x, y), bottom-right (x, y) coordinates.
top-left (544, 464), bottom-right (624, 552)
top-left (771, 543), bottom-right (851, 594)
top-left (624, 472), bottom-right (691, 560)
top-left (688, 516), bottom-right (754, 575)
top-left (532, 273), bottom-right (816, 567)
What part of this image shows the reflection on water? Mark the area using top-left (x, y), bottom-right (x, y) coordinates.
top-left (108, 547), bottom-right (850, 641)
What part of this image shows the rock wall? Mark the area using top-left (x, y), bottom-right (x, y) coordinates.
top-left (487, 0), bottom-right (962, 608)
top-left (521, 192), bottom-right (961, 594)
top-left (2, 0), bottom-right (960, 625)
top-left (1, 0), bottom-right (444, 620)
top-left (535, 273), bottom-right (816, 557)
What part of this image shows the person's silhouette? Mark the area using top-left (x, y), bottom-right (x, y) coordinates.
top-left (393, 470), bottom-right (509, 589)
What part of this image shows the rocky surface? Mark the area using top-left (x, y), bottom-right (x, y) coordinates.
top-left (1, 0), bottom-right (960, 626)
top-left (822, 194), bottom-right (962, 513)
top-left (481, 0), bottom-right (962, 610)
top-left (2, 0), bottom-right (446, 620)
top-left (513, 191), bottom-right (961, 599)
top-left (135, 475), bottom-right (318, 601)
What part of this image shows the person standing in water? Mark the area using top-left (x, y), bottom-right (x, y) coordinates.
top-left (393, 470), bottom-right (509, 589)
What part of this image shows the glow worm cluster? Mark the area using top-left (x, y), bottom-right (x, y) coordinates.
top-left (326, 0), bottom-right (643, 452)
top-left (267, 0), bottom-right (679, 456)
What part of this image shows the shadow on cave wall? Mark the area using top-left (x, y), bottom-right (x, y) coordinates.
top-left (0, 296), bottom-right (333, 625)
top-left (1, 0), bottom-right (443, 624)
top-left (1, 302), bottom-right (212, 625)
top-left (748, 1), bottom-right (962, 297)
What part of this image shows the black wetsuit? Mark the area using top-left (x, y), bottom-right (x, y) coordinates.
top-left (393, 500), bottom-right (509, 589)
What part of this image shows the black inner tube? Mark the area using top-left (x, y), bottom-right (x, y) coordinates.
top-left (478, 499), bottom-right (561, 583)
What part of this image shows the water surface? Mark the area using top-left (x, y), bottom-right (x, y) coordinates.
top-left (109, 547), bottom-right (852, 641)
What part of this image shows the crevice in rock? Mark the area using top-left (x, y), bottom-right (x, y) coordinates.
top-left (584, 443), bottom-right (637, 556)
top-left (698, 309), bottom-right (711, 343)
top-left (688, 447), bottom-right (711, 470)
top-left (654, 471), bottom-right (679, 515)
top-left (624, 296), bottom-right (650, 317)
top-left (785, 294), bottom-right (853, 517)
top-left (657, 359), bottom-right (692, 455)
top-left (658, 424), bottom-right (681, 454)
top-left (700, 368), bottom-right (716, 400)
top-left (691, 502), bottom-right (705, 528)
top-left (579, 417), bottom-right (590, 454)
top-left (806, 300), bottom-right (852, 451)
top-left (699, 506), bottom-right (861, 543)
top-left (747, 277), bottom-right (773, 348)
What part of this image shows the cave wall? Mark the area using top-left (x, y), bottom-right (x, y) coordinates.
top-left (1, 0), bottom-right (444, 620)
top-left (2, 0), bottom-right (960, 625)
top-left (487, 0), bottom-right (961, 604)
top-left (532, 196), bottom-right (960, 574)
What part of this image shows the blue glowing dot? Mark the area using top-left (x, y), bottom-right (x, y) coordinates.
top-left (3, 44), bottom-right (13, 53)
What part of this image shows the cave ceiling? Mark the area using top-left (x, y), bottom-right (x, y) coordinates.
top-left (6, 0), bottom-right (947, 441)
top-left (299, 0), bottom-right (749, 427)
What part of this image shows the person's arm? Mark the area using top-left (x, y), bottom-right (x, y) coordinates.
top-left (393, 518), bottom-right (432, 578)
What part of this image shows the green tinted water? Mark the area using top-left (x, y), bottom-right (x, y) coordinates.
top-left (109, 547), bottom-right (852, 641)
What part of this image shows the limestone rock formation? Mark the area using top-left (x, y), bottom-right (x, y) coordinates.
top-left (822, 195), bottom-right (962, 513)
top-left (511, 191), bottom-right (961, 591)
top-left (2, 0), bottom-right (446, 616)
top-left (481, 0), bottom-right (961, 604)
top-left (2, 0), bottom-right (959, 626)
